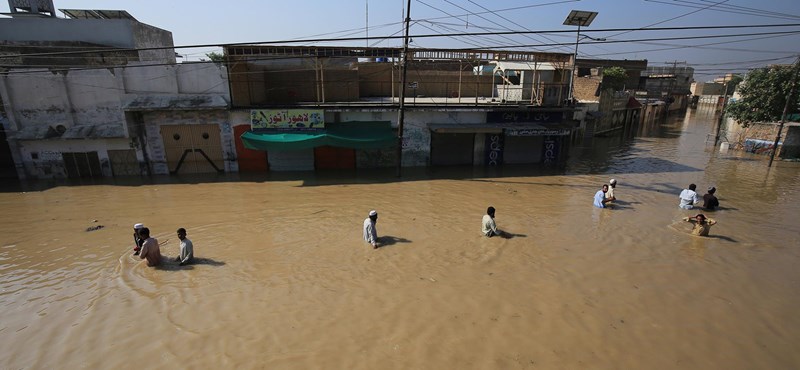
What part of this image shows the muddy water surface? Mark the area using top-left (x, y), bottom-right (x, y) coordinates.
top-left (2, 109), bottom-right (800, 369)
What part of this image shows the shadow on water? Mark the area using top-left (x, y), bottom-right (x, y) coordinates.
top-left (0, 116), bottom-right (704, 193)
top-left (377, 235), bottom-right (412, 248)
top-left (155, 257), bottom-right (226, 271)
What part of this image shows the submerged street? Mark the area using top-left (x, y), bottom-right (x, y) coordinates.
top-left (1, 107), bottom-right (799, 369)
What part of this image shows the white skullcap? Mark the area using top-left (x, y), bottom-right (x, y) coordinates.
top-left (609, 179), bottom-right (617, 184)
top-left (133, 223), bottom-right (144, 229)
top-left (368, 210), bottom-right (378, 217)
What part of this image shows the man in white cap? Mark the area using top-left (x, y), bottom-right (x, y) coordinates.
top-left (606, 179), bottom-right (617, 201)
top-left (363, 210), bottom-right (379, 249)
top-left (133, 223), bottom-right (145, 255)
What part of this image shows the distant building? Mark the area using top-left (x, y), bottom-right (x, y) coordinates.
top-left (572, 59), bottom-right (647, 137)
top-left (640, 65), bottom-right (695, 113)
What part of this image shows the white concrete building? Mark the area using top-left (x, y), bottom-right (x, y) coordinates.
top-left (0, 62), bottom-right (230, 179)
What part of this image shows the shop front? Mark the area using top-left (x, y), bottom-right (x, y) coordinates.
top-left (240, 109), bottom-right (396, 171)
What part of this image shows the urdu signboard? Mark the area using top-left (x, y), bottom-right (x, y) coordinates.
top-left (251, 109), bottom-right (325, 130)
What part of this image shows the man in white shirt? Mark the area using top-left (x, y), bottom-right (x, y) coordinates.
top-left (363, 210), bottom-right (379, 249)
top-left (482, 206), bottom-right (501, 237)
top-left (175, 227), bottom-right (194, 266)
top-left (679, 183), bottom-right (701, 209)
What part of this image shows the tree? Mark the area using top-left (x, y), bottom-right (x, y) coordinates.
top-left (602, 66), bottom-right (628, 91)
top-left (205, 52), bottom-right (224, 63)
top-left (725, 65), bottom-right (800, 127)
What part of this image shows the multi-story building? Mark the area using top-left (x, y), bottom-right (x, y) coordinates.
top-left (572, 59), bottom-right (647, 137)
top-left (225, 45), bottom-right (577, 171)
top-left (0, 1), bottom-right (234, 180)
top-left (640, 65), bottom-right (695, 114)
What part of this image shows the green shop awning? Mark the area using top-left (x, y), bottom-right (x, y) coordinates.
top-left (241, 121), bottom-right (396, 151)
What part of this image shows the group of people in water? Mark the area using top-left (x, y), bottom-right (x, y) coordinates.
top-left (132, 223), bottom-right (194, 267)
top-left (593, 179), bottom-right (720, 236)
top-left (363, 178), bottom-right (723, 248)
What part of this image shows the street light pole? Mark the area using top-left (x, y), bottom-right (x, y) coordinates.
top-left (563, 10), bottom-right (598, 105)
top-left (568, 24), bottom-right (581, 104)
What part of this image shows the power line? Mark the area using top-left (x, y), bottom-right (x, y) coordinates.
top-left (606, 0), bottom-right (730, 39)
top-left (645, 0), bottom-right (800, 21)
top-left (589, 31), bottom-right (800, 56)
top-left (479, 30), bottom-right (800, 50)
top-left (2, 23), bottom-right (798, 59)
top-left (459, 0), bottom-right (577, 54)
top-left (416, 0), bottom-right (528, 49)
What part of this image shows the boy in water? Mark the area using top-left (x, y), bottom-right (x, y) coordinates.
top-left (133, 223), bottom-right (145, 255)
top-left (175, 228), bottom-right (194, 266)
top-left (682, 214), bottom-right (717, 236)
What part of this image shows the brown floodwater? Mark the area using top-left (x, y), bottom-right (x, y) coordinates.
top-left (2, 107), bottom-right (800, 369)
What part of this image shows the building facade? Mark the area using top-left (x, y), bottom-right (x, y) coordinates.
top-left (0, 62), bottom-right (230, 179)
top-left (224, 45), bottom-right (577, 172)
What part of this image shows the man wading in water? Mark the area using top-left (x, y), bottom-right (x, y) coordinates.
top-left (138, 227), bottom-right (162, 267)
top-left (363, 210), bottom-right (379, 249)
top-left (682, 214), bottom-right (717, 236)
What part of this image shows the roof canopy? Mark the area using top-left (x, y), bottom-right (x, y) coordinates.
top-left (241, 121), bottom-right (396, 151)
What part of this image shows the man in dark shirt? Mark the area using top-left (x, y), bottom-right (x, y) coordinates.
top-left (703, 186), bottom-right (719, 210)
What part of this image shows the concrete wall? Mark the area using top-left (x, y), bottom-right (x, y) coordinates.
top-left (0, 18), bottom-right (135, 47)
top-left (122, 62), bottom-right (229, 95)
top-left (133, 23), bottom-right (175, 63)
top-left (783, 126), bottom-right (800, 159)
top-left (0, 18), bottom-right (175, 65)
top-left (2, 71), bottom-right (74, 130)
top-left (16, 138), bottom-right (130, 178)
top-left (1, 63), bottom-right (228, 130)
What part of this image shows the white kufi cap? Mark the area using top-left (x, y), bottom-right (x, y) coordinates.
top-left (133, 223), bottom-right (144, 230)
top-left (368, 210), bottom-right (378, 217)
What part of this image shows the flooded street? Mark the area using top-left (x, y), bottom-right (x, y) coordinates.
top-left (1, 108), bottom-right (800, 369)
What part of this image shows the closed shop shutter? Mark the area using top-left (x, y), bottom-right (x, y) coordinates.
top-left (430, 132), bottom-right (475, 166)
top-left (503, 136), bottom-right (544, 164)
top-left (63, 152), bottom-right (102, 178)
top-left (314, 146), bottom-right (355, 170)
top-left (267, 149), bottom-right (314, 171)
top-left (160, 124), bottom-right (224, 174)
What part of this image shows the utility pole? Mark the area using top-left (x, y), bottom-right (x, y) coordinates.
top-left (396, 0), bottom-right (412, 177)
top-left (768, 57), bottom-right (800, 167)
top-left (714, 75), bottom-right (731, 145)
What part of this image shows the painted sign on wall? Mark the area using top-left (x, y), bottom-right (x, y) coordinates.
top-left (542, 136), bottom-right (560, 164)
top-left (505, 128), bottom-right (570, 136)
top-left (486, 111), bottom-right (562, 124)
top-left (485, 133), bottom-right (504, 166)
top-left (251, 109), bottom-right (325, 130)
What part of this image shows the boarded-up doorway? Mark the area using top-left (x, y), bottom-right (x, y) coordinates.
top-left (108, 149), bottom-right (139, 176)
top-left (160, 124), bottom-right (224, 174)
